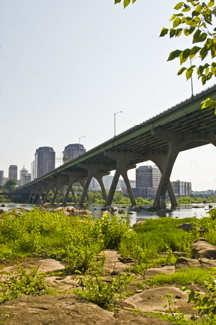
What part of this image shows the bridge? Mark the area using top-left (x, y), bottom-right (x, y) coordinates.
top-left (15, 85), bottom-right (216, 209)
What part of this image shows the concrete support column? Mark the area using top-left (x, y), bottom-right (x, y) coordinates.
top-left (145, 153), bottom-right (178, 210)
top-left (28, 189), bottom-right (34, 203)
top-left (94, 171), bottom-right (109, 201)
top-left (105, 152), bottom-right (141, 207)
top-left (78, 164), bottom-right (112, 207)
top-left (62, 177), bottom-right (77, 206)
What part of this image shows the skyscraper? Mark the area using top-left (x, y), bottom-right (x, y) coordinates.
top-left (0, 170), bottom-right (4, 186)
top-left (8, 165), bottom-right (18, 182)
top-left (171, 180), bottom-right (192, 197)
top-left (63, 143), bottom-right (86, 163)
top-left (35, 147), bottom-right (55, 178)
top-left (20, 166), bottom-right (28, 186)
top-left (135, 165), bottom-right (161, 198)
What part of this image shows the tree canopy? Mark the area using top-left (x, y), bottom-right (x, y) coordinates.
top-left (115, 0), bottom-right (216, 112)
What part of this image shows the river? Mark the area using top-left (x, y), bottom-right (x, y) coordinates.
top-left (1, 202), bottom-right (215, 225)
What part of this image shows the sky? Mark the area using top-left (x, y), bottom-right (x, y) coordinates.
top-left (1, 0), bottom-right (216, 191)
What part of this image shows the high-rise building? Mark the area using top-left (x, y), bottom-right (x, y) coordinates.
top-left (35, 147), bottom-right (55, 178)
top-left (171, 180), bottom-right (192, 197)
top-left (63, 144), bottom-right (86, 163)
top-left (135, 165), bottom-right (161, 198)
top-left (20, 166), bottom-right (28, 186)
top-left (8, 165), bottom-right (18, 182)
top-left (0, 170), bottom-right (4, 186)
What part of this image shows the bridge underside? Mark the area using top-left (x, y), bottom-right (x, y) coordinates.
top-left (15, 85), bottom-right (216, 209)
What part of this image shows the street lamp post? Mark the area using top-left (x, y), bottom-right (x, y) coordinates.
top-left (114, 111), bottom-right (122, 136)
top-left (79, 136), bottom-right (85, 156)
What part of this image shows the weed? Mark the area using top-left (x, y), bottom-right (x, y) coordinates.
top-left (74, 273), bottom-right (133, 310)
top-left (0, 266), bottom-right (47, 303)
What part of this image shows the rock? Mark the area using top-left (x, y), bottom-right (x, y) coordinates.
top-left (145, 266), bottom-right (175, 279)
top-left (0, 208), bottom-right (4, 214)
top-left (175, 257), bottom-right (201, 269)
top-left (133, 221), bottom-right (145, 227)
top-left (0, 294), bottom-right (171, 325)
top-left (192, 239), bottom-right (216, 259)
top-left (125, 286), bottom-right (194, 314)
top-left (3, 259), bottom-right (65, 274)
top-left (98, 250), bottom-right (134, 275)
top-left (46, 276), bottom-right (79, 291)
top-left (199, 258), bottom-right (216, 269)
top-left (176, 223), bottom-right (194, 231)
top-left (1, 204), bottom-right (5, 207)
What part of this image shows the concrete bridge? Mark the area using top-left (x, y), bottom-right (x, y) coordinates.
top-left (15, 85), bottom-right (216, 209)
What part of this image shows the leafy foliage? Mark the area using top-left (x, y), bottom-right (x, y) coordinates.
top-left (160, 0), bottom-right (216, 112)
top-left (74, 273), bottom-right (132, 310)
top-left (0, 266), bottom-right (47, 303)
top-left (186, 278), bottom-right (216, 322)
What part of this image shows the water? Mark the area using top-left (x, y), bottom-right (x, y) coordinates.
top-left (1, 202), bottom-right (215, 225)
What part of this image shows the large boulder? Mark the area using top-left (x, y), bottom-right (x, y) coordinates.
top-left (192, 239), bottom-right (216, 259)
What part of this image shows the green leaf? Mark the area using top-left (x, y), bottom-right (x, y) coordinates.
top-left (200, 46), bottom-right (208, 60)
top-left (123, 0), bottom-right (130, 8)
top-left (114, 0), bottom-right (121, 4)
top-left (170, 29), bottom-right (177, 38)
top-left (186, 68), bottom-right (193, 79)
top-left (184, 27), bottom-right (195, 36)
top-left (167, 49), bottom-right (182, 61)
top-left (201, 98), bottom-right (213, 109)
top-left (182, 4), bottom-right (191, 12)
top-left (160, 28), bottom-right (168, 37)
top-left (174, 2), bottom-right (184, 10)
top-left (180, 48), bottom-right (191, 64)
top-left (178, 67), bottom-right (187, 75)
top-left (190, 45), bottom-right (201, 56)
top-left (208, 0), bottom-right (215, 7)
top-left (173, 17), bottom-right (182, 28)
top-left (193, 30), bottom-right (207, 43)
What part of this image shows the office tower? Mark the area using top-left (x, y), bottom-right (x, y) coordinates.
top-left (135, 165), bottom-right (161, 198)
top-left (8, 165), bottom-right (18, 182)
top-left (35, 147), bottom-right (55, 178)
top-left (63, 143), bottom-right (86, 163)
top-left (171, 180), bottom-right (192, 197)
top-left (20, 166), bottom-right (28, 186)
top-left (0, 170), bottom-right (3, 186)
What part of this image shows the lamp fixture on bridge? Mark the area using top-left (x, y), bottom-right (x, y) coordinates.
top-left (79, 136), bottom-right (85, 156)
top-left (114, 111), bottom-right (122, 136)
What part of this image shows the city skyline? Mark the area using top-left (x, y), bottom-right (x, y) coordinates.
top-left (1, 1), bottom-right (216, 191)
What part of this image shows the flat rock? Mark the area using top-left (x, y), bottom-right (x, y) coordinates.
top-left (175, 257), bottom-right (201, 269)
top-left (125, 286), bottom-right (194, 313)
top-left (3, 259), bottom-right (65, 274)
top-left (98, 250), bottom-right (134, 274)
top-left (145, 266), bottom-right (175, 279)
top-left (0, 294), bottom-right (171, 325)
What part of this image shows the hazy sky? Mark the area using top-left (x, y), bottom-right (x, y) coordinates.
top-left (1, 0), bottom-right (216, 191)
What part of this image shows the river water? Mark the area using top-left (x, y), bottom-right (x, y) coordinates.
top-left (1, 202), bottom-right (215, 225)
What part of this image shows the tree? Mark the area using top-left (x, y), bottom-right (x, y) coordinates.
top-left (115, 0), bottom-right (216, 111)
top-left (4, 179), bottom-right (17, 193)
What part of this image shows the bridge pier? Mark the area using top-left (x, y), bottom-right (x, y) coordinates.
top-left (104, 152), bottom-right (141, 207)
top-left (78, 164), bottom-right (112, 208)
top-left (151, 129), bottom-right (216, 209)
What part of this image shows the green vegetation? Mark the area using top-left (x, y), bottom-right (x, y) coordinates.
top-left (0, 266), bottom-right (47, 303)
top-left (115, 0), bottom-right (216, 112)
top-left (1, 207), bottom-right (216, 320)
top-left (74, 273), bottom-right (133, 310)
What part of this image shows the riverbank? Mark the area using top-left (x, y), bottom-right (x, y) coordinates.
top-left (0, 207), bottom-right (216, 323)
